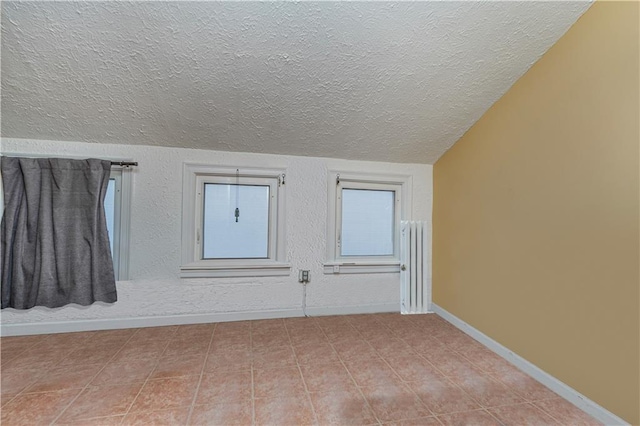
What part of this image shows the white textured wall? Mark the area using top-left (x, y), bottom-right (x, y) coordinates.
top-left (0, 138), bottom-right (432, 327)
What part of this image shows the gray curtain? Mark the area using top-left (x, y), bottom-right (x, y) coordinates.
top-left (1, 157), bottom-right (117, 309)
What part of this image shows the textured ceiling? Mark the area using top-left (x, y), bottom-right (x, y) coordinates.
top-left (1, 1), bottom-right (591, 164)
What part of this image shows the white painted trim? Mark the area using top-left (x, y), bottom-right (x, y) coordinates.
top-left (109, 167), bottom-right (133, 281)
top-left (432, 304), bottom-right (629, 426)
top-left (322, 262), bottom-right (400, 274)
top-left (117, 167), bottom-right (133, 280)
top-left (0, 303), bottom-right (398, 337)
top-left (0, 309), bottom-right (302, 336)
top-left (181, 162), bottom-right (288, 278)
top-left (325, 170), bottom-right (412, 269)
top-left (180, 262), bottom-right (291, 278)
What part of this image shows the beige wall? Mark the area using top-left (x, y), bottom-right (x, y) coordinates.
top-left (433, 2), bottom-right (639, 424)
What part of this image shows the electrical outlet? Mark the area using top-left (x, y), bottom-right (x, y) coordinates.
top-left (298, 270), bottom-right (310, 283)
top-left (333, 265), bottom-right (340, 273)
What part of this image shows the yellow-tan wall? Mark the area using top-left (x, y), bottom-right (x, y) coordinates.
top-left (433, 2), bottom-right (639, 424)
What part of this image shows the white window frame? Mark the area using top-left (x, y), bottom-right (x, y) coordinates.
top-left (108, 167), bottom-right (132, 281)
top-left (181, 163), bottom-right (290, 278)
top-left (325, 171), bottom-right (411, 274)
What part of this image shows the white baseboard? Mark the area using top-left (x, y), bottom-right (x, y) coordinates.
top-left (305, 303), bottom-right (398, 317)
top-left (0, 303), bottom-right (398, 337)
top-left (0, 309), bottom-right (304, 336)
top-left (431, 303), bottom-right (629, 426)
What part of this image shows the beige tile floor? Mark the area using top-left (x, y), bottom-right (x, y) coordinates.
top-left (0, 313), bottom-right (602, 425)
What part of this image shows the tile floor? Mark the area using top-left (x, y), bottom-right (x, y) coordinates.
top-left (1, 313), bottom-right (602, 425)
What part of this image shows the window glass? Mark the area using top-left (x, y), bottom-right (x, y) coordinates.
top-left (203, 183), bottom-right (270, 259)
top-left (341, 189), bottom-right (394, 256)
top-left (104, 178), bottom-right (116, 255)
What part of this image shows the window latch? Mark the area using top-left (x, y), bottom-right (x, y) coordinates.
top-left (196, 229), bottom-right (200, 243)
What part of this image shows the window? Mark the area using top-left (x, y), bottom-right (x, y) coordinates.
top-left (181, 164), bottom-right (289, 278)
top-left (104, 167), bottom-right (132, 280)
top-left (325, 171), bottom-right (411, 274)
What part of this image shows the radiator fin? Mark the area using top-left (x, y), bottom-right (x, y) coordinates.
top-left (400, 221), bottom-right (431, 314)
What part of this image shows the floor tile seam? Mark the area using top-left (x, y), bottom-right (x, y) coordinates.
top-left (424, 361), bottom-right (493, 412)
top-left (185, 323), bottom-right (218, 426)
top-left (432, 403), bottom-right (501, 418)
top-left (466, 373), bottom-right (528, 407)
top-left (0, 387), bottom-right (78, 426)
top-left (1, 349), bottom-right (32, 369)
top-left (413, 382), bottom-right (481, 417)
top-left (434, 407), bottom-right (505, 425)
top-left (531, 401), bottom-right (573, 425)
top-left (445, 375), bottom-right (487, 409)
top-left (429, 414), bottom-right (447, 426)
top-left (533, 399), bottom-right (602, 425)
top-left (48, 329), bottom-right (141, 426)
top-left (481, 407), bottom-right (509, 425)
top-left (418, 352), bottom-right (470, 384)
top-left (372, 340), bottom-right (436, 419)
top-left (321, 324), bottom-right (383, 426)
top-left (250, 325), bottom-right (257, 426)
top-left (0, 394), bottom-right (21, 411)
top-left (481, 367), bottom-right (564, 404)
top-left (485, 375), bottom-right (546, 403)
top-left (365, 333), bottom-right (423, 381)
top-left (372, 343), bottom-right (420, 384)
top-left (479, 397), bottom-right (544, 414)
top-left (452, 346), bottom-right (507, 378)
top-left (508, 401), bottom-right (571, 425)
top-left (2, 365), bottom-right (59, 397)
top-left (18, 376), bottom-right (101, 397)
top-left (282, 317), bottom-right (320, 426)
top-left (486, 401), bottom-right (561, 425)
top-left (114, 344), bottom-right (170, 418)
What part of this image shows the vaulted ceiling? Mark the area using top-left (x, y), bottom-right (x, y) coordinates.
top-left (1, 1), bottom-right (591, 164)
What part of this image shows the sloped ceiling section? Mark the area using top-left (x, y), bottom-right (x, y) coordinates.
top-left (1, 1), bottom-right (590, 164)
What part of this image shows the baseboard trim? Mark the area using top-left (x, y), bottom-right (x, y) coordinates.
top-left (305, 303), bottom-right (398, 317)
top-left (431, 303), bottom-right (629, 426)
top-left (0, 303), bottom-right (398, 337)
top-left (0, 309), bottom-right (304, 336)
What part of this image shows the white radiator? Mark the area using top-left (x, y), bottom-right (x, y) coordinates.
top-left (400, 221), bottom-right (431, 314)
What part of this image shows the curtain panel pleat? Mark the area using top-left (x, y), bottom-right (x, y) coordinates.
top-left (0, 157), bottom-right (117, 309)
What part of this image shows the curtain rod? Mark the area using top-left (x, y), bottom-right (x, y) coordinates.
top-left (111, 161), bottom-right (138, 167)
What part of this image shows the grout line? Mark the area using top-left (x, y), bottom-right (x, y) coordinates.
top-left (48, 329), bottom-right (142, 426)
top-left (520, 401), bottom-right (575, 426)
top-left (365, 333), bottom-right (439, 423)
top-left (406, 331), bottom-right (524, 426)
top-left (321, 319), bottom-right (383, 426)
top-left (371, 316), bottom-right (497, 423)
top-left (116, 328), bottom-right (178, 423)
top-left (444, 338), bottom-right (587, 425)
top-left (405, 333), bottom-right (491, 400)
top-left (7, 313), bottom-right (589, 426)
top-left (483, 407), bottom-right (508, 426)
top-left (250, 322), bottom-right (256, 426)
top-left (3, 334), bottom-right (82, 403)
top-left (283, 318), bottom-right (319, 426)
top-left (184, 323), bottom-right (217, 426)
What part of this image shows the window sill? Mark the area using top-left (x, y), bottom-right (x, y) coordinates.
top-left (323, 261), bottom-right (400, 275)
top-left (180, 262), bottom-right (291, 278)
